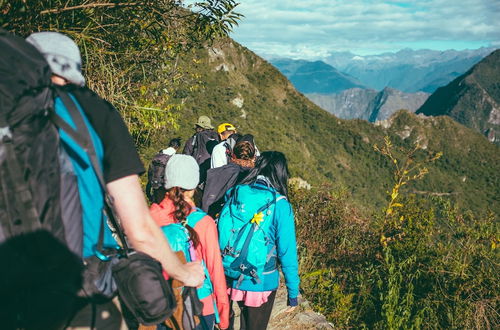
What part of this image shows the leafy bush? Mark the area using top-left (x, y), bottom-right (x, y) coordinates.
top-left (292, 139), bottom-right (499, 329)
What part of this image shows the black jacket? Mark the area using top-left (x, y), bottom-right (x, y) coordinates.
top-left (202, 163), bottom-right (251, 218)
top-left (183, 129), bottom-right (218, 165)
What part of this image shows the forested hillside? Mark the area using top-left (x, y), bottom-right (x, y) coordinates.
top-left (169, 40), bottom-right (500, 214)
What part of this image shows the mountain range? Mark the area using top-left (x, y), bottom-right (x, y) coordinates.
top-left (307, 87), bottom-right (429, 122)
top-left (417, 49), bottom-right (500, 145)
top-left (270, 48), bottom-right (496, 124)
top-left (325, 47), bottom-right (496, 93)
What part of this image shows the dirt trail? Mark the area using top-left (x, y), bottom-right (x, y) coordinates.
top-left (232, 283), bottom-right (333, 330)
top-left (127, 283), bottom-right (333, 330)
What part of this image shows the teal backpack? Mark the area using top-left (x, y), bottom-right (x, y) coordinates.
top-left (217, 182), bottom-right (285, 288)
top-left (160, 208), bottom-right (219, 322)
top-left (54, 91), bottom-right (118, 258)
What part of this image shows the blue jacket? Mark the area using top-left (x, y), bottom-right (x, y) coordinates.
top-left (225, 182), bottom-right (300, 299)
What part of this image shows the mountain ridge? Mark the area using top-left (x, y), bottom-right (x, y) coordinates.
top-left (270, 58), bottom-right (365, 94)
top-left (417, 49), bottom-right (500, 144)
top-left (307, 87), bottom-right (429, 122)
top-left (271, 48), bottom-right (495, 94)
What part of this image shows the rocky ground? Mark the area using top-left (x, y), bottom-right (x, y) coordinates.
top-left (125, 282), bottom-right (333, 330)
top-left (233, 283), bottom-right (333, 330)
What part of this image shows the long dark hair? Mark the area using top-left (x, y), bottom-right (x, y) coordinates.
top-left (167, 187), bottom-right (200, 248)
top-left (241, 151), bottom-right (290, 197)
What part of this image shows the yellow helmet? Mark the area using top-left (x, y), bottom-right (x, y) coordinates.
top-left (217, 123), bottom-right (236, 134)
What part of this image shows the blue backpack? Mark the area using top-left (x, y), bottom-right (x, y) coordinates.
top-left (55, 92), bottom-right (118, 258)
top-left (217, 183), bottom-right (285, 288)
top-left (160, 208), bottom-right (219, 323)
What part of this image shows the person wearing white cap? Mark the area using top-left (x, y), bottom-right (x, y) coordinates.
top-left (26, 31), bottom-right (205, 327)
top-left (150, 154), bottom-right (230, 330)
top-left (26, 31), bottom-right (86, 86)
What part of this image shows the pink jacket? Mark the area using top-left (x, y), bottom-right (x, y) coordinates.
top-left (150, 197), bottom-right (229, 329)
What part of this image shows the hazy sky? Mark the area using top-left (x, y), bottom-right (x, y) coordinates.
top-left (226, 0), bottom-right (500, 59)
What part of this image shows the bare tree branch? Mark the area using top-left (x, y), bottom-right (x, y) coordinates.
top-left (40, 2), bottom-right (139, 15)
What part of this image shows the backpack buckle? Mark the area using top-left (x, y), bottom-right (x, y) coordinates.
top-left (249, 268), bottom-right (261, 284)
top-left (0, 126), bottom-right (12, 142)
top-left (223, 246), bottom-right (237, 257)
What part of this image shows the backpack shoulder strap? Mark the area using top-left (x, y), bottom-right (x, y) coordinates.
top-left (249, 183), bottom-right (278, 215)
top-left (52, 90), bottom-right (104, 185)
top-left (187, 207), bottom-right (207, 228)
top-left (224, 141), bottom-right (232, 160)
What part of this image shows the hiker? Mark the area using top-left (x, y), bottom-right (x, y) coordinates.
top-left (237, 133), bottom-right (261, 158)
top-left (150, 154), bottom-right (230, 330)
top-left (146, 137), bottom-right (182, 204)
top-left (183, 115), bottom-right (218, 164)
top-left (199, 138), bottom-right (220, 188)
top-left (183, 116), bottom-right (218, 187)
top-left (211, 123), bottom-right (239, 169)
top-left (217, 151), bottom-right (300, 330)
top-left (202, 137), bottom-right (257, 218)
top-left (162, 137), bottom-right (182, 156)
top-left (13, 31), bottom-right (204, 327)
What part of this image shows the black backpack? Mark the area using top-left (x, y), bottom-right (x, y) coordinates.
top-left (202, 163), bottom-right (250, 218)
top-left (191, 129), bottom-right (218, 165)
top-left (0, 30), bottom-right (115, 261)
top-left (148, 152), bottom-right (172, 190)
top-left (0, 30), bottom-right (63, 243)
top-left (0, 29), bottom-right (84, 329)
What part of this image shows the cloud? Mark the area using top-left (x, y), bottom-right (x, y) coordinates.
top-left (230, 0), bottom-right (500, 58)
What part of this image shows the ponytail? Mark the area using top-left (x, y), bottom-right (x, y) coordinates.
top-left (167, 187), bottom-right (200, 248)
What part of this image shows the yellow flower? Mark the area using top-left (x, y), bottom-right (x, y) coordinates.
top-left (380, 234), bottom-right (388, 247)
top-left (251, 212), bottom-right (265, 225)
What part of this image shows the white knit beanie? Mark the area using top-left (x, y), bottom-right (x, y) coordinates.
top-left (164, 154), bottom-right (199, 190)
top-left (26, 32), bottom-right (85, 86)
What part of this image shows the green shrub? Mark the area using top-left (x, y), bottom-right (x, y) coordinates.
top-left (293, 139), bottom-right (499, 329)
